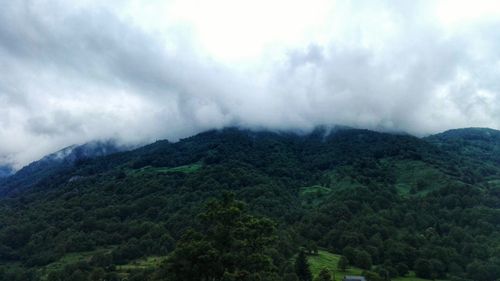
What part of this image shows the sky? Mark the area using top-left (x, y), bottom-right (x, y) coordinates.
top-left (1, 0), bottom-right (500, 169)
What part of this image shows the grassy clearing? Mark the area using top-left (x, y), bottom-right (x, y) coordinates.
top-left (307, 250), bottom-right (362, 279)
top-left (116, 256), bottom-right (166, 272)
top-left (41, 247), bottom-right (114, 280)
top-left (130, 163), bottom-right (202, 176)
top-left (486, 179), bottom-right (500, 188)
top-left (41, 252), bottom-right (165, 280)
top-left (308, 250), bottom-right (448, 281)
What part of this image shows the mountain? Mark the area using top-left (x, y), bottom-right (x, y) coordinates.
top-left (427, 127), bottom-right (500, 163)
top-left (0, 140), bottom-right (127, 196)
top-left (0, 127), bottom-right (498, 281)
top-left (425, 127), bottom-right (500, 186)
top-left (0, 166), bottom-right (13, 178)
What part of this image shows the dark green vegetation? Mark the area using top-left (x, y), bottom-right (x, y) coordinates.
top-left (0, 140), bottom-right (123, 197)
top-left (307, 250), bottom-right (448, 281)
top-left (0, 127), bottom-right (499, 281)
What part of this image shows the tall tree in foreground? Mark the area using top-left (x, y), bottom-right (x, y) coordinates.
top-left (295, 251), bottom-right (312, 281)
top-left (157, 193), bottom-right (279, 281)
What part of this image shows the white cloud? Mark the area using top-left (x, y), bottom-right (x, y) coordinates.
top-left (1, 0), bottom-right (500, 169)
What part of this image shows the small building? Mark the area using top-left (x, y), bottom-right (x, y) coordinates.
top-left (343, 276), bottom-right (366, 281)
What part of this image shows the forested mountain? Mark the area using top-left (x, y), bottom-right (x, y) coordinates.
top-left (427, 127), bottom-right (500, 167)
top-left (0, 140), bottom-right (126, 197)
top-left (0, 127), bottom-right (499, 281)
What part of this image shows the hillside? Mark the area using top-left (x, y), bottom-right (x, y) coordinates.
top-left (307, 250), bottom-right (448, 281)
top-left (0, 166), bottom-right (13, 178)
top-left (0, 127), bottom-right (499, 281)
top-left (0, 140), bottom-right (126, 197)
top-left (426, 127), bottom-right (500, 186)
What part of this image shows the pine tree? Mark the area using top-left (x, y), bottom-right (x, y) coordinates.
top-left (295, 251), bottom-right (312, 281)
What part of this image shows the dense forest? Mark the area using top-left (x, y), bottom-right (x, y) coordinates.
top-left (0, 127), bottom-right (499, 281)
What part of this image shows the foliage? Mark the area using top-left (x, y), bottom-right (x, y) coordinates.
top-left (295, 251), bottom-right (312, 281)
top-left (314, 268), bottom-right (332, 281)
top-left (157, 193), bottom-right (279, 281)
top-left (0, 127), bottom-right (499, 281)
top-left (338, 256), bottom-right (349, 272)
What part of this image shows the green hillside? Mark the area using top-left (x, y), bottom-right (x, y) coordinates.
top-left (0, 127), bottom-right (499, 281)
top-left (308, 250), bottom-right (449, 281)
top-left (308, 250), bottom-right (362, 277)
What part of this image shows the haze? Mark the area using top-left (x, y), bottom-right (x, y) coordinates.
top-left (1, 0), bottom-right (500, 169)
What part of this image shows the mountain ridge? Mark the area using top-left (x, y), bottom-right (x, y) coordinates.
top-left (0, 140), bottom-right (128, 196)
top-left (0, 126), bottom-right (498, 280)
top-left (4, 126), bottom-right (500, 197)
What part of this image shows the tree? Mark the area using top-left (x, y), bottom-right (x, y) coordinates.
top-left (158, 193), bottom-right (278, 281)
top-left (338, 256), bottom-right (349, 272)
top-left (465, 260), bottom-right (500, 281)
top-left (396, 263), bottom-right (409, 276)
top-left (89, 253), bottom-right (113, 268)
top-left (89, 268), bottom-right (105, 281)
top-left (68, 270), bottom-right (87, 281)
top-left (46, 271), bottom-right (63, 281)
top-left (314, 268), bottom-right (332, 281)
top-left (376, 268), bottom-right (389, 281)
top-left (430, 259), bottom-right (446, 279)
top-left (415, 259), bottom-right (432, 279)
top-left (362, 270), bottom-right (384, 281)
top-left (156, 230), bottom-right (221, 281)
top-left (355, 250), bottom-right (372, 270)
top-left (295, 251), bottom-right (312, 281)
top-left (307, 242), bottom-right (319, 255)
top-left (342, 247), bottom-right (356, 265)
top-left (284, 273), bottom-right (300, 281)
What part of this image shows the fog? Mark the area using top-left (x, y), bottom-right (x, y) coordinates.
top-left (1, 0), bottom-right (500, 168)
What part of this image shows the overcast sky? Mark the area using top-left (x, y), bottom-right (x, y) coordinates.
top-left (1, 0), bottom-right (500, 169)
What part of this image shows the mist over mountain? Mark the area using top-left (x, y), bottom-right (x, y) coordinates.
top-left (2, 1), bottom-right (500, 280)
top-left (0, 140), bottom-right (127, 196)
top-left (2, 0), bottom-right (500, 169)
top-left (0, 126), bottom-right (499, 280)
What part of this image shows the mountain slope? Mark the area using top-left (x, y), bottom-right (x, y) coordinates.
top-left (0, 140), bottom-right (127, 196)
top-left (426, 127), bottom-right (500, 163)
top-left (0, 127), bottom-right (498, 281)
top-left (426, 127), bottom-right (500, 185)
top-left (0, 166), bottom-right (13, 178)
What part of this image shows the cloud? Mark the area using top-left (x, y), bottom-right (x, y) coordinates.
top-left (1, 0), bottom-right (500, 168)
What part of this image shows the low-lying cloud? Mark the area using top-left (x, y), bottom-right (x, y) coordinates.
top-left (1, 0), bottom-right (500, 168)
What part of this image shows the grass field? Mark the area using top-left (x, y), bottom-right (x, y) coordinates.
top-left (41, 247), bottom-right (114, 280)
top-left (41, 251), bottom-right (166, 280)
top-left (308, 250), bottom-right (362, 279)
top-left (307, 250), bottom-right (449, 281)
top-left (116, 256), bottom-right (166, 272)
top-left (130, 163), bottom-right (202, 176)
